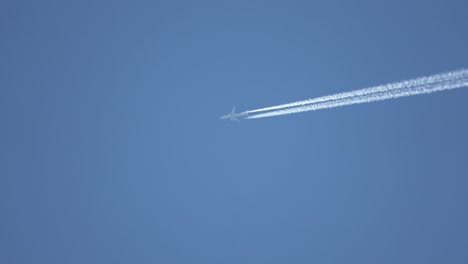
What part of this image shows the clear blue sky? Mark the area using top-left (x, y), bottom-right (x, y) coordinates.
top-left (1, 1), bottom-right (468, 263)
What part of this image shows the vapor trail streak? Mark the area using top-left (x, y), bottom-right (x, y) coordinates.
top-left (243, 69), bottom-right (468, 115)
top-left (245, 69), bottom-right (468, 119)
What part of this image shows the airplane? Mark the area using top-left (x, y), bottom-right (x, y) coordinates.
top-left (220, 106), bottom-right (247, 122)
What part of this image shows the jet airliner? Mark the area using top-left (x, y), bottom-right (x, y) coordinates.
top-left (220, 106), bottom-right (247, 122)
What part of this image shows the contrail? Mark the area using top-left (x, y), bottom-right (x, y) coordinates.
top-left (244, 69), bottom-right (468, 119)
top-left (246, 79), bottom-right (468, 119)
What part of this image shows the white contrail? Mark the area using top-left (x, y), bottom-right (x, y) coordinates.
top-left (245, 69), bottom-right (468, 119)
top-left (242, 69), bottom-right (468, 115)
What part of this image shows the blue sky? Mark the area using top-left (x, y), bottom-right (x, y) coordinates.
top-left (1, 1), bottom-right (468, 263)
